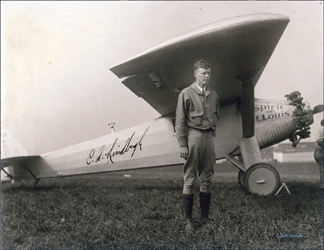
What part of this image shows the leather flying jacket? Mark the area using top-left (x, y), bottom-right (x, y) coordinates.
top-left (175, 83), bottom-right (220, 147)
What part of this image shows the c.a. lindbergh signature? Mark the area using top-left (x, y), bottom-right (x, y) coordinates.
top-left (86, 127), bottom-right (150, 165)
top-left (276, 232), bottom-right (303, 239)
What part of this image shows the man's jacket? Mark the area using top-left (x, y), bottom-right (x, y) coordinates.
top-left (175, 83), bottom-right (220, 147)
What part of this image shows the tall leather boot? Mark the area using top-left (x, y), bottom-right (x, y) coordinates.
top-left (199, 192), bottom-right (211, 220)
top-left (183, 194), bottom-right (194, 233)
top-left (199, 192), bottom-right (214, 229)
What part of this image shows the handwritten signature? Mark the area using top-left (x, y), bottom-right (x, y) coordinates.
top-left (86, 127), bottom-right (150, 165)
top-left (276, 232), bottom-right (302, 239)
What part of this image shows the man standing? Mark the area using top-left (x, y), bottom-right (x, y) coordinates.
top-left (175, 60), bottom-right (220, 234)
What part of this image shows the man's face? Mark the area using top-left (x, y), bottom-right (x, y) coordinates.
top-left (194, 68), bottom-right (211, 88)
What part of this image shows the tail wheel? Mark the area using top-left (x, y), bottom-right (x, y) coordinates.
top-left (244, 163), bottom-right (280, 196)
top-left (238, 170), bottom-right (246, 188)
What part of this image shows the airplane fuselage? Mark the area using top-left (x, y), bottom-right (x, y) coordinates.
top-left (1, 97), bottom-right (313, 182)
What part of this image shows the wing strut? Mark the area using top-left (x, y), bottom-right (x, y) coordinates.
top-left (22, 163), bottom-right (40, 187)
top-left (0, 166), bottom-right (14, 180)
top-left (237, 74), bottom-right (262, 170)
top-left (241, 79), bottom-right (255, 138)
top-left (1, 161), bottom-right (40, 187)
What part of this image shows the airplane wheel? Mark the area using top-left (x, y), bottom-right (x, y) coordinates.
top-left (244, 163), bottom-right (280, 196)
top-left (238, 170), bottom-right (246, 188)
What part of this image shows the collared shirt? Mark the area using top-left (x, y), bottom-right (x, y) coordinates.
top-left (195, 83), bottom-right (205, 94)
top-left (175, 82), bottom-right (220, 147)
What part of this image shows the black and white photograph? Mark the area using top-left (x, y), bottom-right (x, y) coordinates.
top-left (1, 1), bottom-right (323, 249)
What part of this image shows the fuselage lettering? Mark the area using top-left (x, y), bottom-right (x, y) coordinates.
top-left (254, 103), bottom-right (291, 122)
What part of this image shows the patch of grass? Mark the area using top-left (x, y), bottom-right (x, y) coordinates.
top-left (1, 174), bottom-right (323, 249)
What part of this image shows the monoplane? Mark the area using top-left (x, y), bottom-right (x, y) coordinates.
top-left (2, 13), bottom-right (322, 195)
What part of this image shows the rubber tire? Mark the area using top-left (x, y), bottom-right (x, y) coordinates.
top-left (244, 163), bottom-right (280, 196)
top-left (238, 170), bottom-right (246, 188)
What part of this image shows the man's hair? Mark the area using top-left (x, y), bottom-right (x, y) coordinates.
top-left (193, 60), bottom-right (210, 72)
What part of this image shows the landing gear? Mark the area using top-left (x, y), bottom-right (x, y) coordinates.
top-left (227, 155), bottom-right (281, 196)
top-left (238, 170), bottom-right (246, 188)
top-left (244, 163), bottom-right (280, 196)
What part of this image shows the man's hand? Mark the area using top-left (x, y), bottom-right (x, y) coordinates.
top-left (180, 146), bottom-right (189, 159)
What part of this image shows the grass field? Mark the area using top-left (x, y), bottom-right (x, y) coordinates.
top-left (1, 162), bottom-right (323, 250)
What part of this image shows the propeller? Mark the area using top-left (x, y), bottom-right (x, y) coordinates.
top-left (312, 104), bottom-right (324, 115)
top-left (286, 92), bottom-right (323, 147)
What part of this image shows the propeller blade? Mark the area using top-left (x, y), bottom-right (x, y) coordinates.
top-left (312, 104), bottom-right (324, 114)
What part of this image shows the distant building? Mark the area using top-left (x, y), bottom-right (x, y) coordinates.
top-left (273, 142), bottom-right (315, 163)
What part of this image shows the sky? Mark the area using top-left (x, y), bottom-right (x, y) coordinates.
top-left (1, 1), bottom-right (323, 155)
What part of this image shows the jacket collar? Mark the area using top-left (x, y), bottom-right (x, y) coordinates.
top-left (190, 82), bottom-right (211, 96)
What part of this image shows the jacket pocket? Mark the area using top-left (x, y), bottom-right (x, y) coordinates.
top-left (190, 111), bottom-right (203, 126)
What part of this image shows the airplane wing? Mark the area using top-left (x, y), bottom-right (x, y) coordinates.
top-left (1, 156), bottom-right (42, 168)
top-left (110, 13), bottom-right (290, 116)
top-left (1, 156), bottom-right (57, 181)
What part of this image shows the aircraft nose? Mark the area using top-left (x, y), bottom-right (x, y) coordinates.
top-left (285, 92), bottom-right (321, 147)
